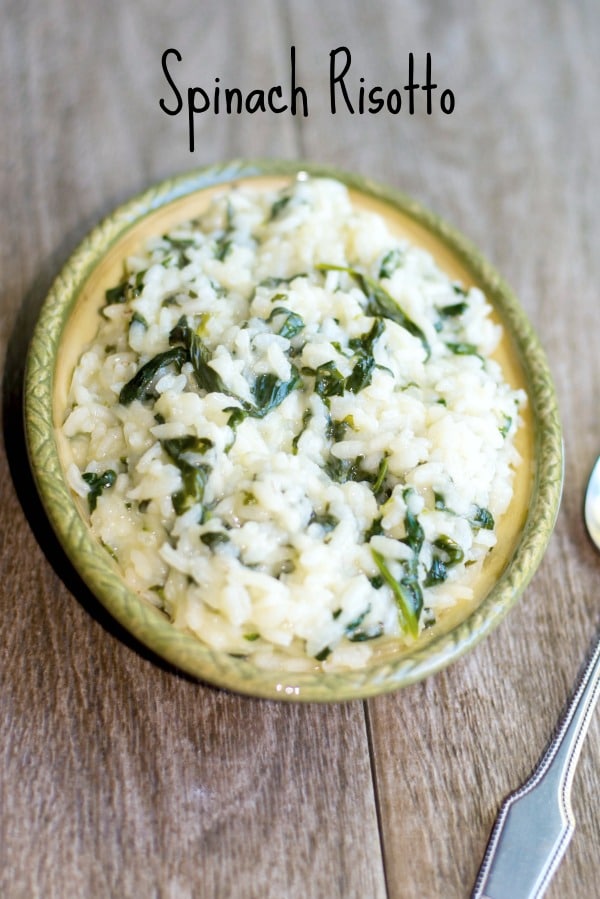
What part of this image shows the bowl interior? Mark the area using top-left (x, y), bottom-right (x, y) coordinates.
top-left (26, 160), bottom-right (562, 701)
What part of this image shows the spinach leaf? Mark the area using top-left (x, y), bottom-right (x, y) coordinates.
top-left (446, 341), bottom-right (479, 356)
top-left (378, 247), bottom-right (404, 279)
top-left (104, 282), bottom-right (128, 306)
top-left (316, 263), bottom-right (430, 358)
top-left (323, 454), bottom-right (367, 484)
top-left (104, 270), bottom-right (146, 308)
top-left (309, 361), bottom-right (346, 400)
top-left (309, 511), bottom-right (339, 533)
top-left (326, 415), bottom-right (354, 443)
top-left (292, 408), bottom-right (313, 454)
top-left (170, 317), bottom-right (300, 420)
top-left (401, 490), bottom-right (425, 554)
top-left (161, 436), bottom-right (213, 460)
top-left (342, 607), bottom-right (384, 642)
top-left (372, 456), bottom-right (388, 494)
top-left (371, 549), bottom-right (422, 638)
top-left (433, 535), bottom-right (464, 565)
top-left (469, 506), bottom-right (494, 530)
top-left (82, 469), bottom-right (117, 513)
top-left (169, 318), bottom-right (228, 394)
top-left (258, 273), bottom-right (307, 289)
top-left (200, 531), bottom-right (230, 549)
top-left (434, 492), bottom-right (447, 510)
top-left (345, 319), bottom-right (385, 394)
top-left (424, 535), bottom-right (464, 586)
top-left (173, 466), bottom-right (209, 515)
top-left (162, 438), bottom-right (211, 517)
top-left (424, 557), bottom-right (448, 586)
top-left (266, 306), bottom-right (305, 340)
top-left (252, 367), bottom-right (302, 417)
top-left (130, 311), bottom-right (148, 329)
top-left (365, 516), bottom-right (384, 540)
top-left (269, 194), bottom-right (292, 220)
top-left (437, 301), bottom-right (468, 317)
top-left (119, 347), bottom-right (187, 405)
top-left (162, 236), bottom-right (195, 267)
top-left (214, 235), bottom-right (232, 261)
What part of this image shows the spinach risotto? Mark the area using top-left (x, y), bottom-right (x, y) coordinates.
top-left (63, 176), bottom-right (525, 670)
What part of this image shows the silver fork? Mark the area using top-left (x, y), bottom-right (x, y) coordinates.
top-left (472, 457), bottom-right (600, 898)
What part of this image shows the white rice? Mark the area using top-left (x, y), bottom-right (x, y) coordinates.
top-left (63, 176), bottom-right (525, 670)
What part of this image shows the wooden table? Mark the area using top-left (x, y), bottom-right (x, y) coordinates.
top-left (2, 3), bottom-right (599, 897)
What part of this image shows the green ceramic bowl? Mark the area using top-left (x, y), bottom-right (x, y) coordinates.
top-left (24, 160), bottom-right (563, 701)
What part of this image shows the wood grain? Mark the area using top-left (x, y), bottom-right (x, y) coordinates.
top-left (2, 1), bottom-right (599, 897)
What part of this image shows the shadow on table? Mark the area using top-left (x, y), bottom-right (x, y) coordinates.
top-left (1, 248), bottom-right (205, 689)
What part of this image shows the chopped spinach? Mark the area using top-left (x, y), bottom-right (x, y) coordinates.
top-left (252, 368), bottom-right (302, 417)
top-left (371, 549), bottom-right (422, 638)
top-left (162, 436), bottom-right (213, 460)
top-left (214, 235), bottom-right (232, 261)
top-left (469, 506), bottom-right (495, 530)
top-left (401, 490), bottom-right (425, 554)
top-left (424, 557), bottom-right (448, 586)
top-left (434, 492), bottom-right (447, 511)
top-left (365, 516), bottom-right (384, 540)
top-left (347, 621), bottom-right (385, 642)
top-left (104, 282), bottom-right (128, 306)
top-left (342, 607), bottom-right (384, 642)
top-left (345, 319), bottom-right (385, 394)
top-left (130, 311), bottom-right (148, 329)
top-left (303, 319), bottom-right (385, 402)
top-left (433, 535), bottom-right (464, 565)
top-left (162, 438), bottom-right (211, 517)
top-left (258, 273), bottom-right (307, 289)
top-left (323, 453), bottom-right (367, 484)
top-left (162, 236), bottom-right (195, 267)
top-left (104, 270), bottom-right (146, 308)
top-left (326, 415), bottom-right (354, 443)
top-left (226, 407), bottom-right (248, 432)
top-left (323, 452), bottom-right (389, 496)
top-left (437, 301), bottom-right (468, 317)
top-left (170, 317), bottom-right (300, 421)
top-left (309, 511), bottom-right (339, 533)
top-left (269, 194), bottom-right (292, 220)
top-left (118, 346), bottom-right (187, 405)
top-left (378, 247), bottom-right (404, 279)
top-left (292, 408), bottom-right (313, 455)
top-left (307, 361), bottom-right (346, 400)
top-left (82, 469), bottom-right (117, 513)
top-left (200, 531), bottom-right (230, 549)
top-left (266, 306), bottom-right (305, 340)
top-left (446, 341), bottom-right (479, 356)
top-left (316, 263), bottom-right (430, 358)
top-left (169, 318), bottom-right (229, 394)
top-left (424, 535), bottom-right (465, 586)
top-left (371, 457), bottom-right (388, 494)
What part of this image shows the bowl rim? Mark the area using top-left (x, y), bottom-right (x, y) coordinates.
top-left (24, 158), bottom-right (564, 702)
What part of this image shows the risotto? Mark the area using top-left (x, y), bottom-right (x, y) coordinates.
top-left (62, 176), bottom-right (525, 670)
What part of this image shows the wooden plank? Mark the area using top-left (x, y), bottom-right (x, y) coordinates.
top-left (288, 1), bottom-right (600, 896)
top-left (0, 3), bottom-right (386, 898)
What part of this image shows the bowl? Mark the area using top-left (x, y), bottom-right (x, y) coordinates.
top-left (24, 159), bottom-right (563, 701)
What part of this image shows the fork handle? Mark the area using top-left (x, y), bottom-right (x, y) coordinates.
top-left (472, 632), bottom-right (600, 899)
